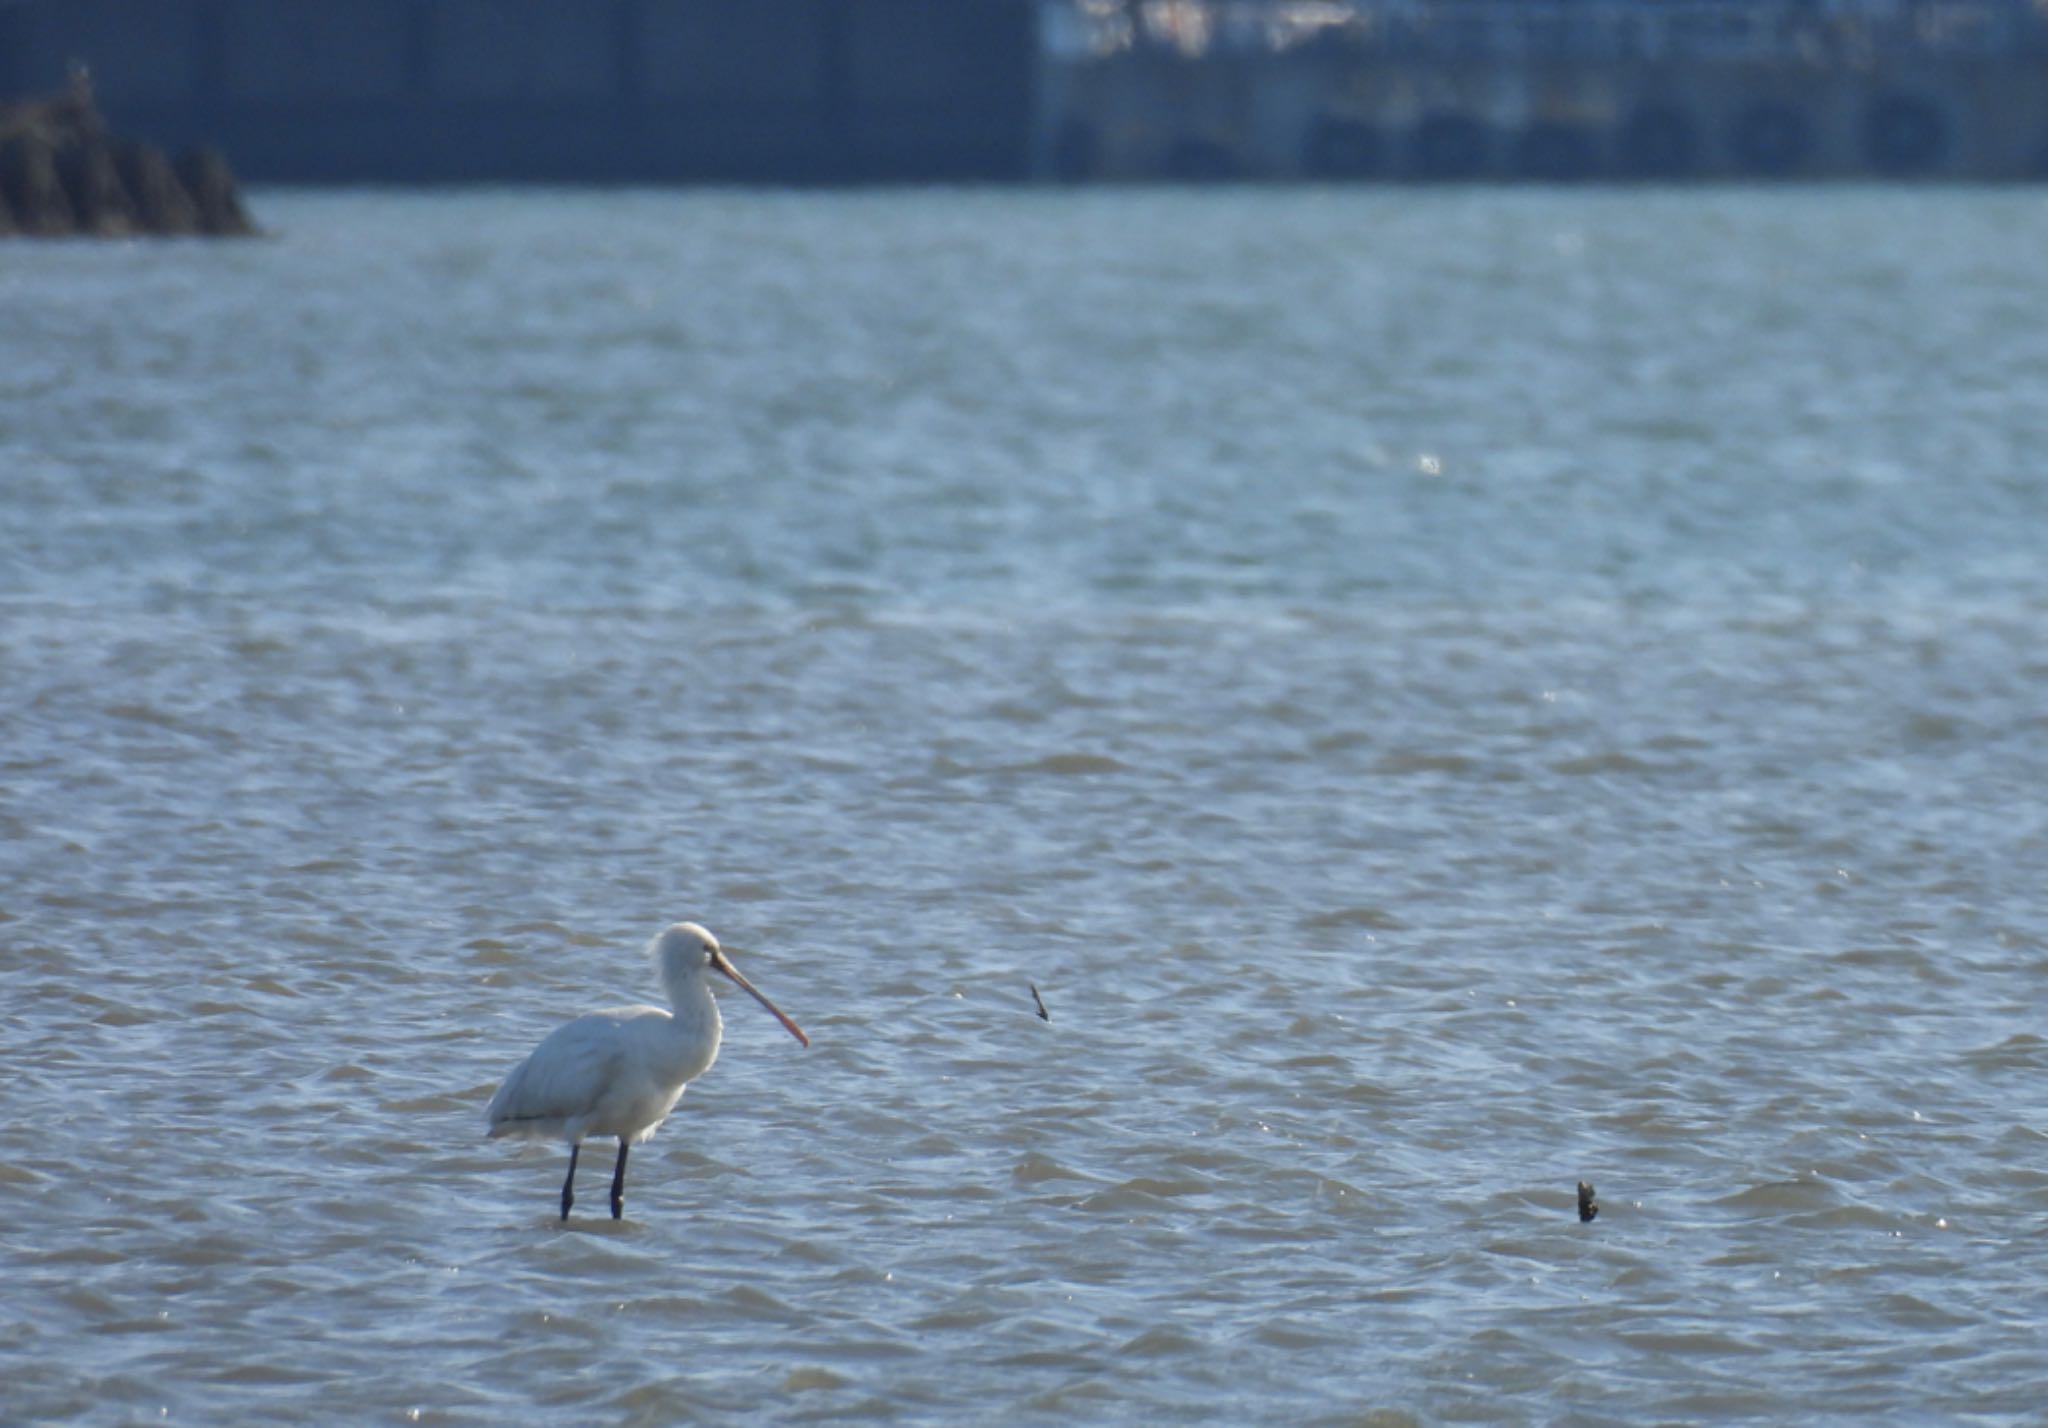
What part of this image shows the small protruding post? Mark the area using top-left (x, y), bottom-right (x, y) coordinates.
top-left (1577, 1180), bottom-right (1599, 1223)
top-left (1029, 983), bottom-right (1049, 1021)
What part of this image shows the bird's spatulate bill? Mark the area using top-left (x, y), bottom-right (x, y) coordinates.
top-left (714, 950), bottom-right (810, 1047)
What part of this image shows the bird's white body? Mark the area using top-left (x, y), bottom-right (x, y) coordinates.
top-left (483, 921), bottom-right (808, 1220)
top-left (484, 996), bottom-right (721, 1148)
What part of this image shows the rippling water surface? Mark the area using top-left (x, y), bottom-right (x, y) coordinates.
top-left (5, 187), bottom-right (2048, 1424)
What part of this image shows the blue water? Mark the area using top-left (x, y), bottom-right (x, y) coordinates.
top-left (3, 187), bottom-right (2046, 1424)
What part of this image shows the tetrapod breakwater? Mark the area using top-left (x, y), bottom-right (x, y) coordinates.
top-left (1, 72), bottom-right (252, 236)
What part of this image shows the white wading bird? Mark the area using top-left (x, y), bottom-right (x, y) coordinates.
top-left (485, 921), bottom-right (809, 1220)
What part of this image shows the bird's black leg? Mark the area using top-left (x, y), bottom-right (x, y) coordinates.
top-left (560, 1143), bottom-right (580, 1221)
top-left (610, 1140), bottom-right (630, 1220)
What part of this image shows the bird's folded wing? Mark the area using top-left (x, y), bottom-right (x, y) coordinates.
top-left (486, 1014), bottom-right (629, 1132)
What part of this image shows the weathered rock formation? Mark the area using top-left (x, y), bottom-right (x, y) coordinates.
top-left (0, 69), bottom-right (252, 238)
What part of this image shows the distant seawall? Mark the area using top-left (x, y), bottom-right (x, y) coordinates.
top-left (8, 0), bottom-right (2048, 183)
top-left (1040, 1), bottom-right (2048, 183)
top-left (0, 0), bottom-right (1036, 183)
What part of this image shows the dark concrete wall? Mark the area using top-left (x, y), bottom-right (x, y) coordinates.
top-left (1045, 43), bottom-right (2048, 181)
top-left (1034, 1), bottom-right (2048, 181)
top-left (0, 0), bottom-right (1036, 181)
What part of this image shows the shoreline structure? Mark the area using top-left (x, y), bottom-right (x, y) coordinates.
top-left (4, 1), bottom-right (2046, 184)
top-left (0, 70), bottom-right (252, 237)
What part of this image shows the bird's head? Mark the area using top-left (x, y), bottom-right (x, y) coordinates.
top-left (654, 921), bottom-right (810, 1047)
top-left (653, 921), bottom-right (719, 982)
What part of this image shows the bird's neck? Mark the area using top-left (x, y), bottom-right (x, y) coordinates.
top-left (656, 972), bottom-right (723, 1083)
top-left (663, 970), bottom-right (723, 1039)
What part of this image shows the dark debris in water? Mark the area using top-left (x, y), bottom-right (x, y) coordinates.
top-left (1029, 982), bottom-right (1049, 1021)
top-left (1578, 1180), bottom-right (1599, 1223)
